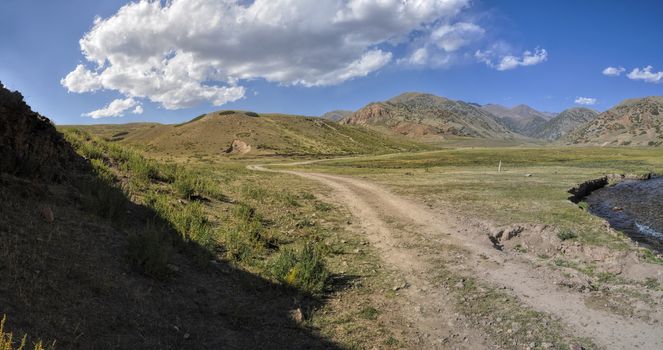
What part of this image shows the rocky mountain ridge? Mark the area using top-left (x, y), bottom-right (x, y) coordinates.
top-left (340, 92), bottom-right (520, 141)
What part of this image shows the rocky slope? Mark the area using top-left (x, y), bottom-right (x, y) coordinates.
top-left (532, 107), bottom-right (599, 140)
top-left (321, 110), bottom-right (353, 122)
top-left (341, 92), bottom-right (520, 141)
top-left (481, 104), bottom-right (555, 137)
top-left (567, 96), bottom-right (663, 146)
top-left (0, 82), bottom-right (76, 180)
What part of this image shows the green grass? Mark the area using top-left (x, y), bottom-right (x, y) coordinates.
top-left (270, 244), bottom-right (329, 295)
top-left (557, 229), bottom-right (578, 241)
top-left (62, 128), bottom-right (336, 296)
top-left (288, 147), bottom-right (663, 250)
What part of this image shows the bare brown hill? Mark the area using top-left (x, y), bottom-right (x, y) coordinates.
top-left (341, 92), bottom-right (522, 143)
top-left (567, 96), bottom-right (663, 146)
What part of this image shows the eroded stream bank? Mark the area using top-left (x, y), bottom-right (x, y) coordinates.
top-left (570, 174), bottom-right (663, 252)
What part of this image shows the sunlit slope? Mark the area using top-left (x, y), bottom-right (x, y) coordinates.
top-left (65, 111), bottom-right (427, 158)
top-left (567, 96), bottom-right (663, 146)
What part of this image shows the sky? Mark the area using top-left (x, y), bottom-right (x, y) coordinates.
top-left (1, 0), bottom-right (662, 125)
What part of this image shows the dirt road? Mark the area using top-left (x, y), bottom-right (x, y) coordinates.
top-left (249, 163), bottom-right (663, 349)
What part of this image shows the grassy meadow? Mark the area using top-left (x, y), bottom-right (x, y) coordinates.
top-left (283, 147), bottom-right (663, 250)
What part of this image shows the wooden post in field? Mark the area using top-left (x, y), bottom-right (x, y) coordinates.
top-left (498, 160), bottom-right (502, 173)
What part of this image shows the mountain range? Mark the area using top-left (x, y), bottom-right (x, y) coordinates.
top-left (340, 93), bottom-right (520, 142)
top-left (328, 92), bottom-right (662, 147)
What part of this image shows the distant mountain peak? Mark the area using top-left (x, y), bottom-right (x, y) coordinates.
top-left (387, 92), bottom-right (450, 105)
top-left (321, 110), bottom-right (353, 122)
top-left (342, 92), bottom-right (518, 141)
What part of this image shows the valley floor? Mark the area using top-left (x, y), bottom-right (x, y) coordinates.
top-left (252, 148), bottom-right (663, 349)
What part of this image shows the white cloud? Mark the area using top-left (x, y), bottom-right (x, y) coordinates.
top-left (84, 98), bottom-right (138, 118)
top-left (574, 97), bottom-right (597, 105)
top-left (431, 22), bottom-right (485, 52)
top-left (398, 21), bottom-right (484, 67)
top-left (63, 0), bottom-right (472, 111)
top-left (627, 65), bottom-right (663, 84)
top-left (602, 66), bottom-right (625, 76)
top-left (60, 65), bottom-right (102, 93)
top-left (475, 47), bottom-right (548, 71)
top-left (132, 105), bottom-right (144, 114)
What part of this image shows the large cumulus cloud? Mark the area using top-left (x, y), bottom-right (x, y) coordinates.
top-left (62, 0), bottom-right (473, 115)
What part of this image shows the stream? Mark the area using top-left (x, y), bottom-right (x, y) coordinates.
top-left (585, 177), bottom-right (663, 252)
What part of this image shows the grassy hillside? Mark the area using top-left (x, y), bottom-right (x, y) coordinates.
top-left (63, 111), bottom-right (427, 160)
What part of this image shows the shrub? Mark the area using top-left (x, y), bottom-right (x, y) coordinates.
top-left (300, 192), bottom-right (315, 200)
top-left (244, 111), bottom-right (259, 117)
top-left (78, 141), bottom-right (104, 160)
top-left (358, 306), bottom-right (380, 320)
top-left (270, 244), bottom-right (329, 294)
top-left (241, 183), bottom-right (268, 202)
top-left (173, 172), bottom-right (198, 199)
top-left (642, 249), bottom-right (663, 265)
top-left (128, 222), bottom-right (173, 279)
top-left (218, 110), bottom-right (235, 116)
top-left (557, 229), bottom-right (578, 241)
top-left (279, 193), bottom-right (300, 207)
top-left (314, 202), bottom-right (334, 212)
top-left (644, 277), bottom-right (660, 290)
top-left (79, 178), bottom-right (126, 223)
top-left (125, 154), bottom-right (159, 183)
top-left (221, 227), bottom-right (264, 262)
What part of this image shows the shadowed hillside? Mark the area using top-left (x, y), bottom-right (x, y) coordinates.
top-left (0, 83), bottom-right (343, 349)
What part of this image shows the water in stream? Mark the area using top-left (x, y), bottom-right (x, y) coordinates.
top-left (585, 177), bottom-right (663, 252)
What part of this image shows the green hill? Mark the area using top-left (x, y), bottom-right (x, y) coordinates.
top-left (63, 110), bottom-right (427, 159)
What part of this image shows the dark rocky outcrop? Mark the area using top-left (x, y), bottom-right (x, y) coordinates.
top-left (0, 82), bottom-right (75, 181)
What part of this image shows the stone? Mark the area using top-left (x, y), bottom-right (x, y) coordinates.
top-left (290, 308), bottom-right (304, 323)
top-left (40, 206), bottom-right (54, 223)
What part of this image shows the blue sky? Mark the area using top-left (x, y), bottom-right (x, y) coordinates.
top-left (1, 0), bottom-right (661, 125)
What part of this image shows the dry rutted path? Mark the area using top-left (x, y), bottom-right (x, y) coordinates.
top-left (248, 164), bottom-right (663, 350)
